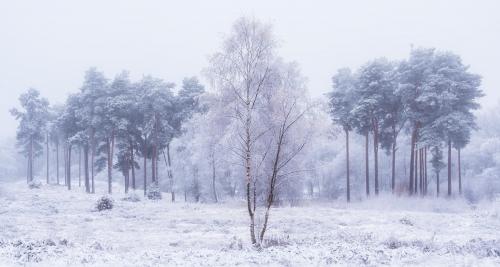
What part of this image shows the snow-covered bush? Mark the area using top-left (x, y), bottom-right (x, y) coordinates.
top-left (28, 179), bottom-right (42, 189)
top-left (122, 192), bottom-right (141, 202)
top-left (147, 183), bottom-right (162, 200)
top-left (96, 196), bottom-right (114, 211)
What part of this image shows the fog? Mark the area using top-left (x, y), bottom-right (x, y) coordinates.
top-left (1, 0), bottom-right (499, 140)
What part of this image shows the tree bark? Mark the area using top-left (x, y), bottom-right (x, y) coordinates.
top-left (107, 138), bottom-right (112, 194)
top-left (131, 144), bottom-right (136, 190)
top-left (56, 140), bottom-right (59, 184)
top-left (391, 133), bottom-right (396, 194)
top-left (365, 132), bottom-right (370, 196)
top-left (436, 171), bottom-right (440, 196)
top-left (345, 129), bottom-right (350, 202)
top-left (458, 148), bottom-right (462, 195)
top-left (424, 147), bottom-right (428, 195)
top-left (447, 140), bottom-right (452, 196)
top-left (84, 146), bottom-right (90, 193)
top-left (211, 153), bottom-right (218, 203)
top-left (46, 132), bottom-right (49, 184)
top-left (78, 147), bottom-right (81, 187)
top-left (63, 142), bottom-right (67, 185)
top-left (67, 145), bottom-right (71, 190)
top-left (143, 151), bottom-right (147, 196)
top-left (409, 125), bottom-right (417, 195)
top-left (91, 128), bottom-right (95, 194)
top-left (372, 119), bottom-right (379, 195)
top-left (166, 143), bottom-right (175, 202)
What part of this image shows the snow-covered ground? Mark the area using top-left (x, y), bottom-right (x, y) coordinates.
top-left (0, 181), bottom-right (499, 266)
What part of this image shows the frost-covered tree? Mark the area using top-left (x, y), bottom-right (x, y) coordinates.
top-left (11, 88), bottom-right (50, 183)
top-left (328, 68), bottom-right (357, 202)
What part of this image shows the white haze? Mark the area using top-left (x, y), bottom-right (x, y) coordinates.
top-left (0, 0), bottom-right (499, 140)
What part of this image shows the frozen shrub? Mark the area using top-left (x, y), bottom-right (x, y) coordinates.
top-left (262, 234), bottom-right (291, 248)
top-left (122, 192), bottom-right (141, 202)
top-left (95, 196), bottom-right (113, 211)
top-left (28, 180), bottom-right (42, 189)
top-left (147, 183), bottom-right (162, 200)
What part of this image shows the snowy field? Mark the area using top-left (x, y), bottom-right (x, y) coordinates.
top-left (0, 182), bottom-right (499, 267)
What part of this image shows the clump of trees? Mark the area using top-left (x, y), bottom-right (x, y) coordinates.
top-left (11, 70), bottom-right (204, 197)
top-left (328, 48), bottom-right (482, 200)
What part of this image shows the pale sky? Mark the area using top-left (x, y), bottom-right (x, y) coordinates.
top-left (1, 0), bottom-right (499, 139)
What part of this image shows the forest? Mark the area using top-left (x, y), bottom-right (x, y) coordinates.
top-left (2, 16), bottom-right (499, 266)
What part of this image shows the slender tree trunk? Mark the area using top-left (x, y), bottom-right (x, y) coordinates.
top-left (84, 146), bottom-right (90, 193)
top-left (245, 106), bottom-right (257, 246)
top-left (211, 153), bottom-right (218, 203)
top-left (424, 147), bottom-right (428, 195)
top-left (78, 147), bottom-right (81, 187)
top-left (373, 123), bottom-right (379, 196)
top-left (143, 149), bottom-right (147, 196)
top-left (414, 148), bottom-right (418, 194)
top-left (391, 133), bottom-right (396, 194)
top-left (107, 138), bottom-right (112, 194)
top-left (365, 132), bottom-right (370, 196)
top-left (91, 128), bottom-right (95, 194)
top-left (46, 132), bottom-right (49, 184)
top-left (345, 129), bottom-right (350, 202)
top-left (409, 124), bottom-right (418, 195)
top-left (447, 140), bottom-right (452, 196)
top-left (131, 145), bottom-right (136, 190)
top-left (436, 171), bottom-right (440, 196)
top-left (458, 148), bottom-right (462, 195)
top-left (420, 149), bottom-right (423, 195)
top-left (56, 140), bottom-right (59, 184)
top-left (166, 143), bottom-right (175, 202)
top-left (67, 145), bottom-right (71, 190)
top-left (63, 142), bottom-right (67, 185)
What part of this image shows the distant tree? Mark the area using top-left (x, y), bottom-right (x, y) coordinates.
top-left (328, 68), bottom-right (357, 202)
top-left (11, 88), bottom-right (49, 183)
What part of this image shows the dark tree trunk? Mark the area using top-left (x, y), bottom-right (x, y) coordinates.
top-left (46, 132), bottom-right (49, 184)
top-left (424, 147), bottom-right (428, 195)
top-left (107, 138), bottom-right (112, 194)
top-left (345, 129), bottom-right (350, 202)
top-left (447, 140), bottom-right (452, 196)
top-left (67, 145), bottom-right (71, 190)
top-left (78, 147), bottom-right (81, 187)
top-left (84, 146), bottom-right (90, 193)
top-left (56, 140), bottom-right (59, 184)
top-left (365, 132), bottom-right (370, 196)
top-left (391, 137), bottom-right (396, 194)
top-left (436, 171), bottom-right (440, 196)
top-left (373, 119), bottom-right (379, 195)
top-left (166, 143), bottom-right (175, 202)
top-left (143, 152), bottom-right (147, 196)
top-left (409, 125), bottom-right (417, 195)
top-left (91, 128), bottom-right (95, 194)
top-left (458, 148), bottom-right (462, 195)
top-left (211, 154), bottom-right (218, 203)
top-left (63, 143), bottom-right (67, 185)
top-left (414, 148), bottom-right (418, 194)
top-left (131, 145), bottom-right (136, 190)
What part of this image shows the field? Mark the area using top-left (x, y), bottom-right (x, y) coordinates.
top-left (0, 181), bottom-right (499, 266)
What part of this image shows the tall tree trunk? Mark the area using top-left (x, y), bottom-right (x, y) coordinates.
top-left (91, 128), bottom-right (95, 194)
top-left (131, 145), bottom-right (136, 190)
top-left (143, 147), bottom-right (147, 196)
top-left (414, 148), bottom-right (418, 194)
top-left (373, 119), bottom-right (379, 195)
top-left (245, 107), bottom-right (257, 245)
top-left (420, 149), bottom-right (423, 195)
top-left (67, 145), bottom-right (71, 190)
top-left (56, 140), bottom-right (59, 184)
top-left (436, 171), bottom-right (440, 196)
top-left (166, 143), bottom-right (175, 202)
top-left (84, 146), bottom-right (90, 193)
top-left (365, 132), bottom-right (370, 196)
top-left (345, 129), bottom-right (350, 202)
top-left (78, 147), bottom-right (81, 187)
top-left (458, 148), bottom-right (462, 195)
top-left (46, 132), bottom-right (49, 184)
top-left (211, 153), bottom-right (218, 203)
top-left (447, 140), bottom-right (452, 196)
top-left (63, 142), bottom-right (67, 185)
top-left (409, 125), bottom-right (417, 195)
top-left (424, 147), bottom-right (428, 195)
top-left (391, 133), bottom-right (396, 194)
top-left (107, 138), bottom-right (112, 194)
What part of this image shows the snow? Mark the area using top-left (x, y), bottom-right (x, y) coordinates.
top-left (0, 181), bottom-right (499, 266)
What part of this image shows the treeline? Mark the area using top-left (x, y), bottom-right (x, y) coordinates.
top-left (11, 71), bottom-right (204, 200)
top-left (328, 48), bottom-right (482, 201)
